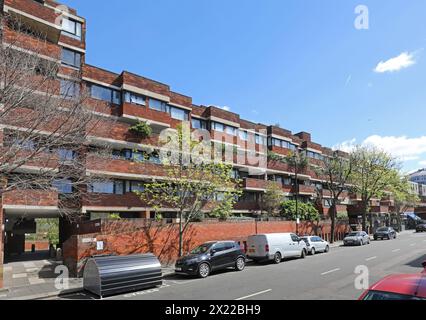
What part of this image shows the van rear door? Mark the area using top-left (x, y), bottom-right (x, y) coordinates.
top-left (247, 235), bottom-right (268, 257)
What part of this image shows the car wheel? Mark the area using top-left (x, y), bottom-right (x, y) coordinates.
top-left (324, 245), bottom-right (330, 253)
top-left (300, 249), bottom-right (306, 259)
top-left (310, 248), bottom-right (316, 256)
top-left (198, 263), bottom-right (210, 278)
top-left (235, 257), bottom-right (246, 271)
top-left (273, 252), bottom-right (282, 264)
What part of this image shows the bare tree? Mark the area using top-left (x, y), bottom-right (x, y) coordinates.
top-left (0, 14), bottom-right (112, 221)
top-left (314, 151), bottom-right (354, 243)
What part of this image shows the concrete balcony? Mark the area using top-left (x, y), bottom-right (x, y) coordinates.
top-left (293, 184), bottom-right (317, 196)
top-left (5, 0), bottom-right (62, 43)
top-left (242, 178), bottom-right (281, 191)
top-left (233, 201), bottom-right (260, 212)
top-left (2, 189), bottom-right (59, 217)
top-left (86, 154), bottom-right (168, 179)
top-left (122, 103), bottom-right (174, 130)
top-left (3, 27), bottom-right (60, 59)
top-left (82, 193), bottom-right (148, 212)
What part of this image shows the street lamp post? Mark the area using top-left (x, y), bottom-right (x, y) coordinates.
top-left (294, 152), bottom-right (300, 235)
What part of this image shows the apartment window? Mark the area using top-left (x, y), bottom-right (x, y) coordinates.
top-left (226, 126), bottom-right (237, 136)
top-left (192, 118), bottom-right (207, 130)
top-left (89, 180), bottom-right (124, 194)
top-left (58, 148), bottom-right (75, 161)
top-left (89, 84), bottom-right (121, 104)
top-left (89, 181), bottom-right (114, 194)
top-left (149, 98), bottom-right (169, 112)
top-left (230, 169), bottom-right (240, 179)
top-left (125, 181), bottom-right (145, 193)
top-left (272, 138), bottom-right (281, 147)
top-left (60, 80), bottom-right (79, 99)
top-left (53, 179), bottom-right (73, 194)
top-left (61, 18), bottom-right (82, 40)
top-left (124, 92), bottom-right (146, 106)
top-left (255, 134), bottom-right (266, 145)
top-left (170, 106), bottom-right (189, 121)
top-left (212, 122), bottom-right (224, 132)
top-left (61, 48), bottom-right (81, 68)
top-left (239, 130), bottom-right (248, 141)
top-left (306, 151), bottom-right (323, 160)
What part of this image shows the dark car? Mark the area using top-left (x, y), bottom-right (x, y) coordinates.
top-left (175, 241), bottom-right (246, 278)
top-left (416, 223), bottom-right (426, 233)
top-left (374, 227), bottom-right (397, 240)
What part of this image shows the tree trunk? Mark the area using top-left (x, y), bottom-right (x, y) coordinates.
top-left (178, 211), bottom-right (183, 257)
top-left (330, 203), bottom-right (336, 243)
top-left (361, 201), bottom-right (368, 232)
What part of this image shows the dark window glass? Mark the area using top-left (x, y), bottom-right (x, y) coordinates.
top-left (53, 179), bottom-right (73, 194)
top-left (61, 48), bottom-right (81, 68)
top-left (62, 18), bottom-right (82, 40)
top-left (89, 84), bottom-right (121, 104)
top-left (60, 80), bottom-right (79, 99)
top-left (124, 92), bottom-right (146, 106)
top-left (149, 98), bottom-right (168, 112)
top-left (170, 106), bottom-right (189, 121)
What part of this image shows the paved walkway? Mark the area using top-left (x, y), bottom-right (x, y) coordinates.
top-left (0, 251), bottom-right (82, 300)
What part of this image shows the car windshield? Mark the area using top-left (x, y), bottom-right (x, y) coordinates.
top-left (363, 290), bottom-right (426, 301)
top-left (190, 243), bottom-right (214, 254)
top-left (377, 227), bottom-right (388, 232)
top-left (301, 237), bottom-right (310, 244)
top-left (348, 232), bottom-right (359, 237)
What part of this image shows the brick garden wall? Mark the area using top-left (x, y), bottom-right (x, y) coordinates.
top-left (63, 219), bottom-right (350, 277)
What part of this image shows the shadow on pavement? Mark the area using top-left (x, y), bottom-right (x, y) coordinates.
top-left (405, 254), bottom-right (426, 269)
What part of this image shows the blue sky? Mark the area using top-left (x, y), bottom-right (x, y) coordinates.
top-left (65, 0), bottom-right (426, 172)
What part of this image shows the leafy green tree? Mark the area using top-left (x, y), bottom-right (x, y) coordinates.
top-left (129, 121), bottom-right (152, 138)
top-left (351, 146), bottom-right (400, 232)
top-left (313, 151), bottom-right (354, 243)
top-left (281, 200), bottom-right (319, 222)
top-left (284, 150), bottom-right (309, 232)
top-left (388, 172), bottom-right (420, 231)
top-left (261, 182), bottom-right (285, 218)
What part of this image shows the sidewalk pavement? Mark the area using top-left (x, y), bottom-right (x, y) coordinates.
top-left (0, 266), bottom-right (176, 300)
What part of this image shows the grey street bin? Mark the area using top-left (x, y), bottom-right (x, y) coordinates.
top-left (83, 253), bottom-right (163, 298)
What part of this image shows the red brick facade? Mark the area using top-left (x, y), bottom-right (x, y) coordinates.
top-left (63, 219), bottom-right (351, 276)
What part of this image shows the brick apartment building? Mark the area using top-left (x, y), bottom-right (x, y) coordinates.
top-left (1, 0), bottom-right (423, 285)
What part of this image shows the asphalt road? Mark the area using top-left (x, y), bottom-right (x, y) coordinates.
top-left (59, 231), bottom-right (426, 301)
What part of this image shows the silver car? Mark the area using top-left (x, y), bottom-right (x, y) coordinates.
top-left (301, 236), bottom-right (330, 255)
top-left (343, 231), bottom-right (370, 246)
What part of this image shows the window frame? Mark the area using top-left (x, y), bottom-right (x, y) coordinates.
top-left (61, 47), bottom-right (81, 69)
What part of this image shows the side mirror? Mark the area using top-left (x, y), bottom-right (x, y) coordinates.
top-left (422, 261), bottom-right (426, 269)
top-left (210, 249), bottom-right (217, 256)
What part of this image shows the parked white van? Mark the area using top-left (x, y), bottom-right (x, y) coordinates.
top-left (247, 233), bottom-right (307, 264)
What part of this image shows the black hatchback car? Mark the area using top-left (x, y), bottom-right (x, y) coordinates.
top-left (175, 241), bottom-right (246, 278)
top-left (374, 227), bottom-right (397, 240)
top-left (416, 223), bottom-right (426, 233)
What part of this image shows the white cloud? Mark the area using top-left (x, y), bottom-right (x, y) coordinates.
top-left (419, 160), bottom-right (426, 166)
top-left (221, 106), bottom-right (230, 111)
top-left (335, 135), bottom-right (426, 162)
top-left (374, 52), bottom-right (416, 73)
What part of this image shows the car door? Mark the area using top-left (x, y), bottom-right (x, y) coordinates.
top-left (290, 234), bottom-right (302, 257)
top-left (222, 242), bottom-right (238, 267)
top-left (362, 232), bottom-right (369, 243)
top-left (315, 237), bottom-right (326, 251)
top-left (210, 243), bottom-right (227, 270)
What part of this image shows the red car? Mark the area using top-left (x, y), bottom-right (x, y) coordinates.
top-left (359, 261), bottom-right (426, 300)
